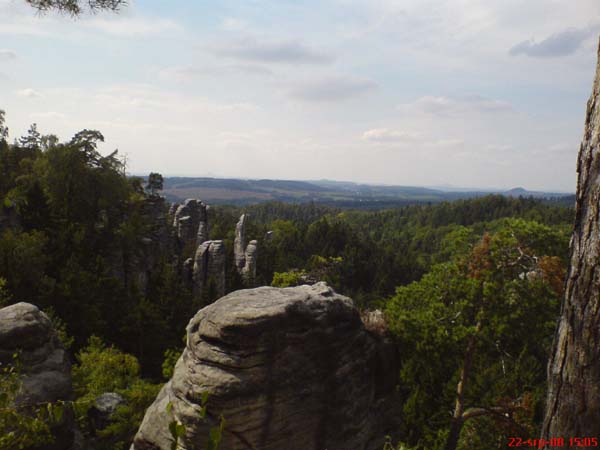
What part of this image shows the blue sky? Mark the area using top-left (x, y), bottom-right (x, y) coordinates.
top-left (1, 0), bottom-right (599, 191)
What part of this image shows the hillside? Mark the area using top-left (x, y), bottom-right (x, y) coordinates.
top-left (161, 177), bottom-right (574, 208)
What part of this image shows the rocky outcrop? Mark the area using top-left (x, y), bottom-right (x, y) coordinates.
top-left (241, 239), bottom-right (258, 285)
top-left (173, 199), bottom-right (208, 250)
top-left (541, 39), bottom-right (600, 444)
top-left (0, 302), bottom-right (75, 450)
top-left (131, 283), bottom-right (400, 450)
top-left (233, 214), bottom-right (248, 271)
top-left (233, 214), bottom-right (258, 286)
top-left (192, 240), bottom-right (226, 300)
top-left (89, 392), bottom-right (125, 434)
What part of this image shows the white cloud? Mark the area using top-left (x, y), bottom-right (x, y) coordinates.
top-left (362, 128), bottom-right (419, 143)
top-left (398, 95), bottom-right (513, 117)
top-left (211, 37), bottom-right (334, 65)
top-left (85, 16), bottom-right (183, 37)
top-left (288, 75), bottom-right (377, 101)
top-left (17, 88), bottom-right (43, 98)
top-left (0, 49), bottom-right (16, 61)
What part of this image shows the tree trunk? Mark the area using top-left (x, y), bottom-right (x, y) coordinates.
top-left (445, 320), bottom-right (482, 450)
top-left (541, 38), bottom-right (600, 447)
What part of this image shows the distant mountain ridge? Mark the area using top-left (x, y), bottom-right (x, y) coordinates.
top-left (160, 177), bottom-right (574, 208)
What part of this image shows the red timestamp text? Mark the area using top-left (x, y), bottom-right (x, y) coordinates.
top-left (508, 437), bottom-right (599, 447)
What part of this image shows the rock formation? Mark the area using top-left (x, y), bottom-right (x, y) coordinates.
top-left (233, 214), bottom-right (258, 286)
top-left (241, 239), bottom-right (258, 285)
top-left (89, 392), bottom-right (125, 434)
top-left (172, 199), bottom-right (209, 250)
top-left (541, 39), bottom-right (600, 444)
top-left (233, 214), bottom-right (248, 271)
top-left (192, 240), bottom-right (226, 300)
top-left (0, 302), bottom-right (75, 450)
top-left (131, 283), bottom-right (400, 450)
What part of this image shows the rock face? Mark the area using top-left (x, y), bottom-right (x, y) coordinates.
top-left (131, 283), bottom-right (399, 450)
top-left (241, 239), bottom-right (258, 285)
top-left (541, 39), bottom-right (600, 443)
top-left (0, 302), bottom-right (75, 450)
top-left (192, 240), bottom-right (226, 299)
top-left (173, 199), bottom-right (209, 249)
top-left (89, 392), bottom-right (125, 433)
top-left (233, 214), bottom-right (258, 286)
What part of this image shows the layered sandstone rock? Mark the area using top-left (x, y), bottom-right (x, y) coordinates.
top-left (192, 240), bottom-right (226, 299)
top-left (0, 302), bottom-right (75, 450)
top-left (131, 283), bottom-right (399, 450)
top-left (233, 214), bottom-right (258, 286)
top-left (173, 199), bottom-right (209, 249)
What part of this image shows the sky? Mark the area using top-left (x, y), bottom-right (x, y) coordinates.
top-left (1, 0), bottom-right (599, 191)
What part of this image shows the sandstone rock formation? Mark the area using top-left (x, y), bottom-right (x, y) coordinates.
top-left (173, 199), bottom-right (209, 250)
top-left (541, 39), bottom-right (600, 444)
top-left (233, 214), bottom-right (248, 271)
top-left (89, 392), bottom-right (125, 434)
top-left (192, 240), bottom-right (226, 300)
top-left (233, 214), bottom-right (258, 286)
top-left (0, 302), bottom-right (75, 450)
top-left (241, 239), bottom-right (258, 285)
top-left (131, 283), bottom-right (399, 450)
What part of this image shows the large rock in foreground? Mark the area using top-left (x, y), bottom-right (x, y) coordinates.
top-left (132, 283), bottom-right (398, 450)
top-left (0, 302), bottom-right (75, 450)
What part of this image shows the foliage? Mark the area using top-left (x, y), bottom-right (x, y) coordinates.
top-left (271, 269), bottom-right (307, 287)
top-left (0, 356), bottom-right (56, 449)
top-left (146, 172), bottom-right (164, 197)
top-left (385, 221), bottom-right (563, 450)
top-left (162, 348), bottom-right (182, 380)
top-left (72, 336), bottom-right (161, 449)
top-left (25, 0), bottom-right (126, 15)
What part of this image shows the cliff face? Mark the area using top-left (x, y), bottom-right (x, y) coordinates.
top-left (541, 39), bottom-right (600, 443)
top-left (0, 302), bottom-right (75, 450)
top-left (131, 283), bottom-right (399, 450)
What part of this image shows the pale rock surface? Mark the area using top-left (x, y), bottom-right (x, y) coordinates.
top-left (131, 283), bottom-right (399, 450)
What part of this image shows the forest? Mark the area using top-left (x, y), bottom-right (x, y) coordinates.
top-left (0, 111), bottom-right (574, 449)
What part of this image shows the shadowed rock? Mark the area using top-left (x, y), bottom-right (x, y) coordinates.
top-left (541, 38), bottom-right (600, 444)
top-left (192, 240), bottom-right (226, 300)
top-left (131, 283), bottom-right (399, 450)
top-left (0, 302), bottom-right (75, 450)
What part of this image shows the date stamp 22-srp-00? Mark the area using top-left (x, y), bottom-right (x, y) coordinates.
top-left (508, 437), bottom-right (599, 448)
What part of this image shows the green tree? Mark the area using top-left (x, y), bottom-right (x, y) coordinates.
top-left (145, 172), bottom-right (164, 197)
top-left (385, 223), bottom-right (563, 450)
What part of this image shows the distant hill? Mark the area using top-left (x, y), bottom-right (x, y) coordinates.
top-left (159, 177), bottom-right (574, 208)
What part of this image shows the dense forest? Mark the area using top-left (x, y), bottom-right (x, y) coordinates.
top-left (0, 112), bottom-right (573, 449)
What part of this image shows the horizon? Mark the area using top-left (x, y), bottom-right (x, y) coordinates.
top-left (2, 0), bottom-right (598, 192)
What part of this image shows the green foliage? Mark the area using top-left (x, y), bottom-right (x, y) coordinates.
top-left (271, 269), bottom-right (307, 287)
top-left (162, 348), bottom-right (182, 380)
top-left (385, 222), bottom-right (563, 449)
top-left (72, 336), bottom-right (161, 449)
top-left (0, 356), bottom-right (54, 449)
top-left (146, 172), bottom-right (164, 196)
top-left (0, 277), bottom-right (11, 307)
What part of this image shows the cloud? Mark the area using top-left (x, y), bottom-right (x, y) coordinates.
top-left (362, 128), bottom-right (419, 143)
top-left (510, 27), bottom-right (596, 58)
top-left (398, 95), bottom-right (512, 117)
top-left (289, 75), bottom-right (377, 101)
top-left (16, 88), bottom-right (43, 98)
top-left (30, 111), bottom-right (67, 120)
top-left (0, 49), bottom-right (16, 61)
top-left (85, 16), bottom-right (183, 37)
top-left (158, 63), bottom-right (273, 82)
top-left (211, 37), bottom-right (334, 65)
